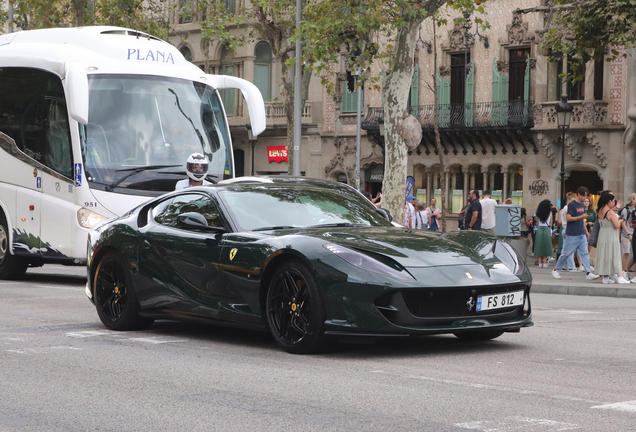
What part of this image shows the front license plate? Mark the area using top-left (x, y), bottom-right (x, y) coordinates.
top-left (476, 291), bottom-right (524, 312)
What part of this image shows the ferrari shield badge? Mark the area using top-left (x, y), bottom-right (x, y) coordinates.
top-left (229, 248), bottom-right (238, 261)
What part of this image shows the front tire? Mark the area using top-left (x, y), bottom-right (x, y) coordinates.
top-left (266, 261), bottom-right (326, 354)
top-left (93, 251), bottom-right (153, 330)
top-left (454, 330), bottom-right (504, 341)
top-left (0, 213), bottom-right (28, 280)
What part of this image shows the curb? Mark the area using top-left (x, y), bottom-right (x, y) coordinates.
top-left (531, 282), bottom-right (636, 298)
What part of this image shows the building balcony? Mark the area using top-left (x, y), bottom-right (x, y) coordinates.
top-left (264, 101), bottom-right (313, 127)
top-left (362, 101), bottom-right (538, 155)
top-left (532, 100), bottom-right (610, 131)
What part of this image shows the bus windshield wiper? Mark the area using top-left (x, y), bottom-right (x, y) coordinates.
top-left (105, 164), bottom-right (181, 191)
top-left (252, 225), bottom-right (296, 232)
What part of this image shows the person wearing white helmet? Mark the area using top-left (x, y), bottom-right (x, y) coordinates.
top-left (175, 153), bottom-right (212, 190)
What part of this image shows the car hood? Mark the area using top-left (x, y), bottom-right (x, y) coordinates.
top-left (297, 227), bottom-right (495, 268)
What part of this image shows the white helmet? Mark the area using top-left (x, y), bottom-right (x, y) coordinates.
top-left (186, 153), bottom-right (209, 181)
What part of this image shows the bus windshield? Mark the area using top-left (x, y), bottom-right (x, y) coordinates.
top-left (81, 74), bottom-right (232, 192)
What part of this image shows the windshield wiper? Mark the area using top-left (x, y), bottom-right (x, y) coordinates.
top-left (252, 225), bottom-right (296, 232)
top-left (105, 164), bottom-right (181, 191)
top-left (168, 88), bottom-right (205, 148)
top-left (306, 223), bottom-right (367, 228)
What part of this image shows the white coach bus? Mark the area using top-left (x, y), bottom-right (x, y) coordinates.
top-left (0, 26), bottom-right (266, 279)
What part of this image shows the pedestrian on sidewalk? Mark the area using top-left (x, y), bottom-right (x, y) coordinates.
top-left (480, 191), bottom-right (497, 235)
top-left (465, 189), bottom-right (482, 231)
top-left (405, 195), bottom-right (417, 229)
top-left (619, 193), bottom-right (636, 277)
top-left (596, 193), bottom-right (631, 284)
top-left (534, 199), bottom-right (553, 268)
top-left (552, 186), bottom-right (599, 280)
top-left (415, 202), bottom-right (429, 230)
top-left (557, 194), bottom-right (577, 270)
top-left (426, 198), bottom-right (441, 232)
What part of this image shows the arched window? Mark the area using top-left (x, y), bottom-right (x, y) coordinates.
top-left (180, 46), bottom-right (192, 62)
top-left (220, 45), bottom-right (235, 115)
top-left (254, 41), bottom-right (272, 100)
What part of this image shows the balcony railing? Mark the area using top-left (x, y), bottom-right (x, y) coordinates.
top-left (362, 101), bottom-right (535, 132)
top-left (264, 101), bottom-right (313, 125)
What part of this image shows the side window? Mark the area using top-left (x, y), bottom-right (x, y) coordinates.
top-left (0, 67), bottom-right (73, 179)
top-left (152, 194), bottom-right (223, 228)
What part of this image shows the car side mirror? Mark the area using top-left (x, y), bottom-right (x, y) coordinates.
top-left (376, 208), bottom-right (392, 222)
top-left (177, 212), bottom-right (225, 232)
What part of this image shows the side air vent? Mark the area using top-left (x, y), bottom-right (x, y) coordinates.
top-left (100, 30), bottom-right (162, 42)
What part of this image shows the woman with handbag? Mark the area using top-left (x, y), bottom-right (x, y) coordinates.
top-left (595, 193), bottom-right (631, 284)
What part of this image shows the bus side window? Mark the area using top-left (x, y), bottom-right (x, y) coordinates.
top-left (0, 68), bottom-right (73, 179)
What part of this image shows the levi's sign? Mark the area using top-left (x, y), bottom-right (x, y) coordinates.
top-left (127, 49), bottom-right (175, 64)
top-left (267, 146), bottom-right (288, 163)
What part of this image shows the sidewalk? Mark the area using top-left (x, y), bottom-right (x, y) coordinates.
top-left (528, 260), bottom-right (636, 298)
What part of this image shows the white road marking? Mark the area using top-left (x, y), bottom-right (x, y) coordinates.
top-left (591, 400), bottom-right (636, 413)
top-left (65, 330), bottom-right (121, 338)
top-left (535, 308), bottom-right (601, 315)
top-left (6, 346), bottom-right (83, 355)
top-left (456, 416), bottom-right (580, 431)
top-left (369, 370), bottom-right (601, 404)
top-left (125, 337), bottom-right (187, 344)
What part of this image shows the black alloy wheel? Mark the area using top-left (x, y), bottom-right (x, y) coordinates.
top-left (266, 261), bottom-right (326, 354)
top-left (93, 251), bottom-right (153, 330)
top-left (454, 330), bottom-right (504, 341)
top-left (0, 213), bottom-right (28, 280)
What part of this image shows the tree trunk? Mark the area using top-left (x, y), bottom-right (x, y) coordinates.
top-left (382, 21), bottom-right (421, 225)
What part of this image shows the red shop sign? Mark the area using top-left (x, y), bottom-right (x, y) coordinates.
top-left (267, 146), bottom-right (288, 163)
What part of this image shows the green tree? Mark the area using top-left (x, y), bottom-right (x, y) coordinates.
top-left (543, 0), bottom-right (636, 67)
top-left (302, 0), bottom-right (484, 228)
top-left (5, 0), bottom-right (169, 39)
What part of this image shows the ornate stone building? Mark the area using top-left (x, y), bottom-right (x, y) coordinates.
top-left (169, 0), bottom-right (634, 228)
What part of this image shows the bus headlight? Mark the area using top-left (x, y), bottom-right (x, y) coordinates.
top-left (78, 208), bottom-right (107, 229)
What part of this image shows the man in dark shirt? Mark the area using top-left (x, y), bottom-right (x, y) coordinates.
top-left (466, 189), bottom-right (482, 231)
top-left (552, 186), bottom-right (599, 280)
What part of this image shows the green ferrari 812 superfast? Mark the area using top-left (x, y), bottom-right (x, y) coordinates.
top-left (86, 177), bottom-right (532, 354)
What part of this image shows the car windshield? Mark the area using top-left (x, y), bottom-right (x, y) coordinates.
top-left (81, 74), bottom-right (232, 192)
top-left (218, 187), bottom-right (391, 231)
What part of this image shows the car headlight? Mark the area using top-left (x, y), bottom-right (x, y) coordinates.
top-left (323, 244), bottom-right (414, 281)
top-left (77, 208), bottom-right (107, 229)
top-left (495, 241), bottom-right (527, 276)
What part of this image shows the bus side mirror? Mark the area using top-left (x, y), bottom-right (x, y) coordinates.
top-left (65, 62), bottom-right (89, 125)
top-left (205, 74), bottom-right (266, 137)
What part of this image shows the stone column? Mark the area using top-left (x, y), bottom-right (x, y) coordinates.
top-left (463, 167), bottom-right (469, 200)
top-left (444, 169), bottom-right (450, 212)
top-left (503, 167), bottom-right (509, 201)
top-left (584, 60), bottom-right (595, 101)
top-left (426, 170), bottom-right (432, 206)
top-left (482, 167), bottom-right (488, 192)
top-left (534, 56), bottom-right (548, 103)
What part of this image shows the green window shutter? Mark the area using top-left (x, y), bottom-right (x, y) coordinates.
top-left (254, 64), bottom-right (270, 100)
top-left (491, 57), bottom-right (508, 126)
top-left (220, 65), bottom-right (235, 115)
top-left (342, 88), bottom-right (363, 113)
top-left (465, 60), bottom-right (475, 127)
top-left (436, 73), bottom-right (450, 127)
top-left (524, 56), bottom-right (531, 124)
top-left (410, 66), bottom-right (419, 109)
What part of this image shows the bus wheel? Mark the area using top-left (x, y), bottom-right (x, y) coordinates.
top-left (0, 214), bottom-right (28, 280)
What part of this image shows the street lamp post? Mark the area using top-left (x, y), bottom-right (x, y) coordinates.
top-left (246, 124), bottom-right (257, 176)
top-left (555, 95), bottom-right (573, 208)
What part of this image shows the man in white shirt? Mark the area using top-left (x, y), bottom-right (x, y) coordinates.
top-left (480, 190), bottom-right (497, 235)
top-left (404, 195), bottom-right (417, 229)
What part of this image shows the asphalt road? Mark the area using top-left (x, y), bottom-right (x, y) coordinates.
top-left (1, 266), bottom-right (636, 432)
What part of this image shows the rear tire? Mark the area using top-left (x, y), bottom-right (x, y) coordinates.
top-left (0, 213), bottom-right (28, 280)
top-left (266, 261), bottom-right (326, 354)
top-left (93, 251), bottom-right (153, 330)
top-left (454, 330), bottom-right (504, 341)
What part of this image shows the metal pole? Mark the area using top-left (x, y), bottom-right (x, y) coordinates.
top-left (8, 0), bottom-right (14, 33)
top-left (251, 141), bottom-right (255, 176)
top-left (292, 0), bottom-right (302, 177)
top-left (355, 72), bottom-right (361, 191)
top-left (560, 127), bottom-right (566, 208)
